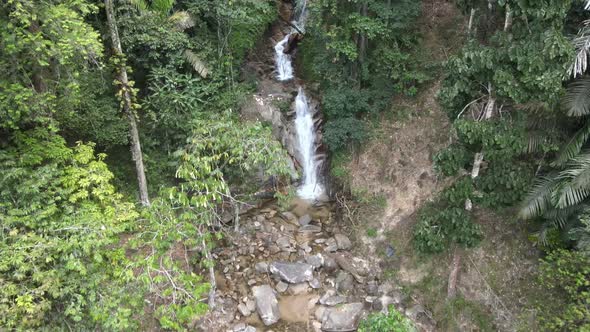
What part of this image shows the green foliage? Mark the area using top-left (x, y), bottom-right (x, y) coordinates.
top-left (0, 129), bottom-right (140, 329)
top-left (324, 117), bottom-right (367, 151)
top-left (358, 306), bottom-right (416, 332)
top-left (0, 0), bottom-right (103, 128)
top-left (441, 177), bottom-right (475, 206)
top-left (537, 249), bottom-right (590, 331)
top-left (434, 144), bottom-right (471, 176)
top-left (414, 204), bottom-right (482, 254)
top-left (302, 0), bottom-right (426, 152)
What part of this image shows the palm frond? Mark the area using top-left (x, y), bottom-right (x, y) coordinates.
top-left (553, 121), bottom-right (590, 166)
top-left (519, 175), bottom-right (560, 219)
top-left (554, 154), bottom-right (590, 208)
top-left (169, 11), bottom-right (195, 30)
top-left (562, 76), bottom-right (590, 116)
top-left (570, 20), bottom-right (590, 77)
top-left (184, 50), bottom-right (209, 78)
top-left (586, 0), bottom-right (590, 10)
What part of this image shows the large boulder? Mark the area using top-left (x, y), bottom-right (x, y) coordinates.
top-left (332, 253), bottom-right (371, 283)
top-left (252, 285), bottom-right (280, 326)
top-left (321, 303), bottom-right (365, 331)
top-left (269, 261), bottom-right (314, 284)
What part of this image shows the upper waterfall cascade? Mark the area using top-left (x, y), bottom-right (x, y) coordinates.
top-left (274, 0), bottom-right (323, 200)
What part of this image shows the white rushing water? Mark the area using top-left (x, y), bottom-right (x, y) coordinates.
top-left (294, 88), bottom-right (323, 200)
top-left (274, 0), bottom-right (322, 200)
top-left (274, 35), bottom-right (294, 81)
top-left (274, 0), bottom-right (307, 81)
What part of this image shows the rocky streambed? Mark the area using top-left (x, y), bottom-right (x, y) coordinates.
top-left (197, 199), bottom-right (434, 332)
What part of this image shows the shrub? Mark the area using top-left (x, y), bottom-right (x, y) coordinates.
top-left (358, 306), bottom-right (416, 332)
top-left (413, 205), bottom-right (482, 254)
top-left (537, 249), bottom-right (590, 331)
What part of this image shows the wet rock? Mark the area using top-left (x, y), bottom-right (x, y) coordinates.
top-left (275, 281), bottom-right (288, 293)
top-left (321, 303), bottom-right (365, 331)
top-left (335, 271), bottom-right (354, 293)
top-left (306, 253), bottom-right (324, 269)
top-left (238, 303), bottom-right (251, 316)
top-left (269, 261), bottom-right (314, 284)
top-left (299, 214), bottom-right (312, 226)
top-left (255, 262), bottom-right (269, 274)
top-left (252, 285), bottom-right (280, 326)
top-left (325, 238), bottom-right (338, 252)
top-left (332, 253), bottom-right (370, 283)
top-left (334, 234), bottom-right (352, 250)
top-left (288, 282), bottom-right (310, 295)
top-left (299, 225), bottom-right (322, 233)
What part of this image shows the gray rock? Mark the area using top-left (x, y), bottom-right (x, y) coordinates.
top-left (315, 306), bottom-right (327, 320)
top-left (321, 303), bottom-right (365, 331)
top-left (325, 238), bottom-right (338, 252)
top-left (233, 323), bottom-right (246, 332)
top-left (334, 234), bottom-right (352, 250)
top-left (333, 253), bottom-right (370, 283)
top-left (288, 282), bottom-right (310, 295)
top-left (246, 299), bottom-right (256, 312)
top-left (269, 261), bottom-right (314, 284)
top-left (299, 214), bottom-right (312, 226)
top-left (247, 279), bottom-right (257, 286)
top-left (255, 262), bottom-right (269, 274)
top-left (320, 295), bottom-right (345, 306)
top-left (276, 236), bottom-right (295, 252)
top-left (243, 326), bottom-right (256, 332)
top-left (299, 224), bottom-right (322, 233)
top-left (366, 281), bottom-right (379, 295)
top-left (306, 254), bottom-right (324, 269)
top-left (385, 244), bottom-right (396, 257)
top-left (322, 255), bottom-right (338, 273)
top-left (252, 285), bottom-right (280, 326)
top-left (335, 271), bottom-right (354, 293)
top-left (281, 211), bottom-right (297, 223)
top-left (275, 281), bottom-right (288, 293)
top-left (309, 278), bottom-right (321, 289)
top-left (238, 303), bottom-right (251, 316)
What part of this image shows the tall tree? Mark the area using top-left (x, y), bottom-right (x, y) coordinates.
top-left (104, 0), bottom-right (150, 206)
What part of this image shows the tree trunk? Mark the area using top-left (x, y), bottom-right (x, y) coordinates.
top-left (104, 0), bottom-right (150, 206)
top-left (504, 5), bottom-right (512, 32)
top-left (468, 8), bottom-right (476, 35)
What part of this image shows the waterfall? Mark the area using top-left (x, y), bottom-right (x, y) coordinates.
top-left (274, 0), bottom-right (307, 82)
top-left (274, 35), bottom-right (294, 81)
top-left (274, 0), bottom-right (322, 200)
top-left (294, 88), bottom-right (323, 199)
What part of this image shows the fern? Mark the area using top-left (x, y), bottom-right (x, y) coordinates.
top-left (184, 50), bottom-right (209, 78)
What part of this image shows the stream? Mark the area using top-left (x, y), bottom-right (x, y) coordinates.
top-left (196, 1), bottom-right (430, 331)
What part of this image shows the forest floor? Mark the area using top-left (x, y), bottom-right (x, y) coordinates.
top-left (336, 1), bottom-right (544, 331)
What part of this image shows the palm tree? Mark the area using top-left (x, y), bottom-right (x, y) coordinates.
top-left (519, 3), bottom-right (590, 239)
